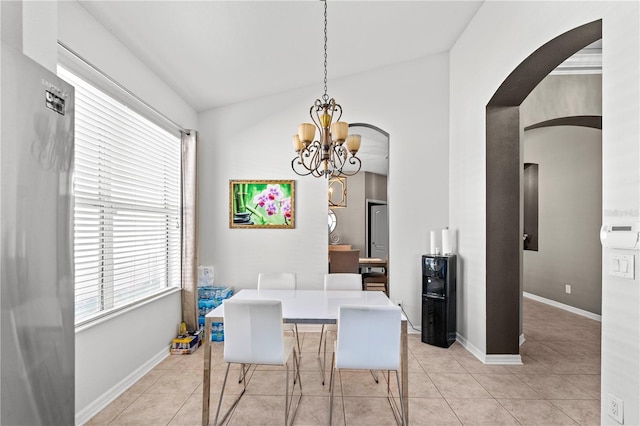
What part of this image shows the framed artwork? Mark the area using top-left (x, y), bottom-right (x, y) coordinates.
top-left (229, 180), bottom-right (295, 228)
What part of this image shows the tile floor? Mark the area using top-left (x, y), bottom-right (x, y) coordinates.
top-left (86, 297), bottom-right (601, 425)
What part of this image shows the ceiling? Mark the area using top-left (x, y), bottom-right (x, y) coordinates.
top-left (78, 1), bottom-right (484, 112)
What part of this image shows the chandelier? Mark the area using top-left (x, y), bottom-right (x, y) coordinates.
top-left (291, 0), bottom-right (362, 179)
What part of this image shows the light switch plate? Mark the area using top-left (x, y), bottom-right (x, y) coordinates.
top-left (609, 254), bottom-right (634, 279)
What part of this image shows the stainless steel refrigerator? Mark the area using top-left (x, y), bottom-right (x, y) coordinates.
top-left (1, 42), bottom-right (75, 425)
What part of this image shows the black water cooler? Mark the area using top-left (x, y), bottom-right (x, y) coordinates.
top-left (421, 254), bottom-right (456, 348)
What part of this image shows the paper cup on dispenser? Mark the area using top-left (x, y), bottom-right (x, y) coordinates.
top-left (430, 230), bottom-right (437, 254)
top-left (442, 228), bottom-right (451, 255)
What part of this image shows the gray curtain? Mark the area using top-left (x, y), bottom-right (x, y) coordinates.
top-left (181, 130), bottom-right (198, 331)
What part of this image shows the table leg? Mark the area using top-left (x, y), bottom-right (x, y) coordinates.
top-left (401, 320), bottom-right (409, 424)
top-left (202, 318), bottom-right (212, 425)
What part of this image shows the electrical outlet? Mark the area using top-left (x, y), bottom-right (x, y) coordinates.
top-left (395, 300), bottom-right (402, 307)
top-left (608, 393), bottom-right (624, 424)
top-left (565, 284), bottom-right (571, 294)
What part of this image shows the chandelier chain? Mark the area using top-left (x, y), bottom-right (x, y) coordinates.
top-left (322, 0), bottom-right (329, 104)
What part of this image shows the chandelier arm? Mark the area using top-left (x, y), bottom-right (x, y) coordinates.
top-left (304, 142), bottom-right (322, 164)
top-left (302, 143), bottom-right (323, 169)
top-left (332, 101), bottom-right (343, 123)
top-left (310, 103), bottom-right (323, 134)
top-left (329, 144), bottom-right (346, 169)
top-left (334, 156), bottom-right (362, 177)
top-left (291, 157), bottom-right (314, 177)
top-left (292, 143), bottom-right (322, 176)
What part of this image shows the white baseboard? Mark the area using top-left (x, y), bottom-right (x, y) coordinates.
top-left (455, 333), bottom-right (485, 361)
top-left (456, 333), bottom-right (523, 365)
top-left (484, 354), bottom-right (523, 365)
top-left (523, 291), bottom-right (602, 322)
top-left (75, 347), bottom-right (169, 425)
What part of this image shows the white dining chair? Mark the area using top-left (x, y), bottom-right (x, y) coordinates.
top-left (323, 273), bottom-right (362, 291)
top-left (318, 273), bottom-right (363, 385)
top-left (257, 272), bottom-right (300, 353)
top-left (214, 299), bottom-right (302, 426)
top-left (258, 272), bottom-right (297, 290)
top-left (329, 305), bottom-right (406, 426)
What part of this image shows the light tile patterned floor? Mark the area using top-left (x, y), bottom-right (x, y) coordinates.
top-left (86, 298), bottom-right (601, 425)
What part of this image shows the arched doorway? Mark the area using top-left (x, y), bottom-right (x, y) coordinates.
top-left (485, 20), bottom-right (602, 355)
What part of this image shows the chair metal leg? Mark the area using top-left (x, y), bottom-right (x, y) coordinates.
top-left (214, 363), bottom-right (246, 426)
top-left (384, 370), bottom-right (406, 426)
top-left (317, 324), bottom-right (325, 356)
top-left (370, 369), bottom-right (379, 383)
top-left (237, 363), bottom-right (251, 383)
top-left (395, 370), bottom-right (407, 426)
top-left (285, 348), bottom-right (303, 426)
top-left (293, 324), bottom-right (302, 355)
top-left (328, 353), bottom-right (336, 426)
top-left (321, 328), bottom-right (329, 385)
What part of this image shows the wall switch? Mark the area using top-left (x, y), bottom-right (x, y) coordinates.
top-left (607, 393), bottom-right (624, 424)
top-left (565, 284), bottom-right (571, 294)
top-left (609, 254), bottom-right (635, 279)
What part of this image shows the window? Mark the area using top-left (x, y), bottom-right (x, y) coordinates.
top-left (58, 67), bottom-right (181, 325)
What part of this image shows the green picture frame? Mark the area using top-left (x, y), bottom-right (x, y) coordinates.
top-left (229, 180), bottom-right (295, 229)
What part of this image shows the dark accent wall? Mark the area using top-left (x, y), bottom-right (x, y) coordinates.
top-left (488, 22), bottom-right (602, 107)
top-left (485, 20), bottom-right (602, 355)
top-left (524, 115), bottom-right (602, 131)
top-left (486, 106), bottom-right (521, 354)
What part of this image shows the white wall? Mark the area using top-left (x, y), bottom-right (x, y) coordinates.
top-left (53, 2), bottom-right (199, 421)
top-left (450, 1), bottom-right (639, 424)
top-left (198, 53), bottom-right (450, 325)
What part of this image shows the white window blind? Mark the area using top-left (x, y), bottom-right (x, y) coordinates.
top-left (58, 67), bottom-right (181, 325)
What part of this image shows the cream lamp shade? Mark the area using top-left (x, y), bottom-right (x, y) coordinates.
top-left (298, 123), bottom-right (316, 143)
top-left (346, 134), bottom-right (361, 154)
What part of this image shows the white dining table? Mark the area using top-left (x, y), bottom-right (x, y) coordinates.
top-left (201, 289), bottom-right (409, 425)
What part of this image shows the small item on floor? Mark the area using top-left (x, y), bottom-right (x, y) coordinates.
top-left (170, 329), bottom-right (202, 355)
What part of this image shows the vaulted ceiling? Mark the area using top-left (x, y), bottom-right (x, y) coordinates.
top-left (78, 1), bottom-right (484, 112)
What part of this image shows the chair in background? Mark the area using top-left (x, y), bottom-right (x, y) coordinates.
top-left (328, 249), bottom-right (360, 274)
top-left (258, 272), bottom-right (297, 290)
top-left (324, 273), bottom-right (362, 291)
top-left (329, 305), bottom-right (405, 426)
top-left (363, 256), bottom-right (388, 296)
top-left (317, 273), bottom-right (362, 385)
top-left (257, 272), bottom-right (300, 353)
top-left (214, 299), bottom-right (302, 426)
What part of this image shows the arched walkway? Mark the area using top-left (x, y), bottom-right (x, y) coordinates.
top-left (485, 20), bottom-right (602, 355)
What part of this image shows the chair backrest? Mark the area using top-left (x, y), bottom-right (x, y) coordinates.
top-left (329, 249), bottom-right (360, 274)
top-left (223, 299), bottom-right (285, 364)
top-left (257, 272), bottom-right (297, 290)
top-left (336, 305), bottom-right (401, 370)
top-left (324, 273), bottom-right (362, 291)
